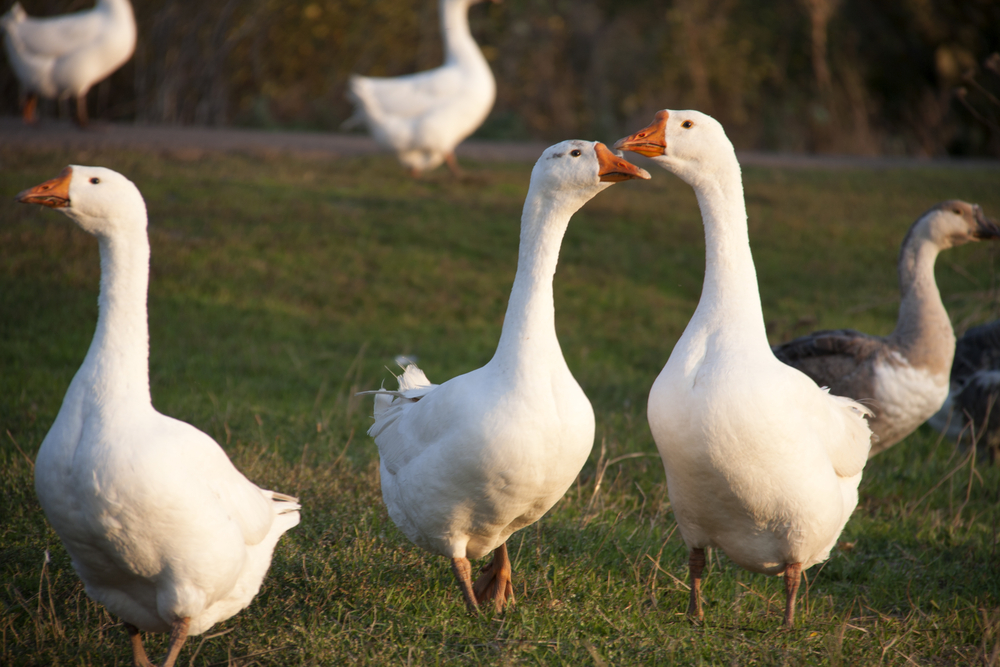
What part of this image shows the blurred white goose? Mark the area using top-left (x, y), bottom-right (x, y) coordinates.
top-left (615, 110), bottom-right (873, 627)
top-left (345, 0), bottom-right (497, 176)
top-left (774, 202), bottom-right (999, 456)
top-left (1, 0), bottom-right (135, 126)
top-left (17, 166), bottom-right (300, 667)
top-left (363, 141), bottom-right (649, 612)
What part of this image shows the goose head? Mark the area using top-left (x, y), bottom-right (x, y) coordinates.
top-left (16, 165), bottom-right (146, 238)
top-left (613, 109), bottom-right (736, 187)
top-left (530, 140), bottom-right (650, 207)
top-left (908, 200), bottom-right (999, 251)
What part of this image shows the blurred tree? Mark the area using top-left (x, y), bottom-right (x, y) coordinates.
top-left (798, 0), bottom-right (840, 150)
top-left (1, 0), bottom-right (998, 155)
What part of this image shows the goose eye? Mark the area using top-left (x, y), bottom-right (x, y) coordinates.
top-left (682, 120), bottom-right (694, 129)
top-left (953, 209), bottom-right (962, 215)
top-left (570, 149), bottom-right (582, 157)
top-left (90, 177), bottom-right (100, 184)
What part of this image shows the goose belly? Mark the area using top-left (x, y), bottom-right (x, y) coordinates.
top-left (408, 89), bottom-right (494, 156)
top-left (648, 364), bottom-right (851, 573)
top-left (381, 392), bottom-right (594, 560)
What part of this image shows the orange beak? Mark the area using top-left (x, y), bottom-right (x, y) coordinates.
top-left (16, 166), bottom-right (73, 208)
top-left (613, 110), bottom-right (669, 158)
top-left (595, 143), bottom-right (651, 182)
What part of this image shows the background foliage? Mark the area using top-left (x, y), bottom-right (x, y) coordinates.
top-left (2, 0), bottom-right (1000, 155)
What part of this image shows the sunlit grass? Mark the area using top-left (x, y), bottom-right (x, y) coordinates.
top-left (1, 146), bottom-right (999, 665)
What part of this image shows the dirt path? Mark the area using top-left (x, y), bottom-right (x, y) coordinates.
top-left (3, 117), bottom-right (999, 170)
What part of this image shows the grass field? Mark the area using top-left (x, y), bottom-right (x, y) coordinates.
top-left (2, 144), bottom-right (999, 666)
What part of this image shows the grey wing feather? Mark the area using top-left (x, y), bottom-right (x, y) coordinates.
top-left (773, 329), bottom-right (885, 390)
top-left (773, 328), bottom-right (882, 363)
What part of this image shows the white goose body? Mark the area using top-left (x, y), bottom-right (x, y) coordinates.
top-left (651, 329), bottom-right (869, 574)
top-left (346, 0), bottom-right (496, 175)
top-left (616, 110), bottom-right (872, 625)
top-left (1, 0), bottom-right (135, 104)
top-left (365, 141), bottom-right (649, 611)
top-left (373, 353), bottom-right (593, 561)
top-left (20, 166), bottom-right (299, 666)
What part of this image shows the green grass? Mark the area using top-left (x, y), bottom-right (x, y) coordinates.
top-left (1, 145), bottom-right (999, 665)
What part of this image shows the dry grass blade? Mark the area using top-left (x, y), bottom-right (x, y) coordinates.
top-left (904, 445), bottom-right (977, 518)
top-left (6, 430), bottom-right (34, 469)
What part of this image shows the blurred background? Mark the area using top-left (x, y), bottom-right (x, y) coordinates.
top-left (2, 0), bottom-right (999, 156)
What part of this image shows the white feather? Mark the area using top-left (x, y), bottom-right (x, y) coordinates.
top-left (345, 0), bottom-right (495, 173)
top-left (2, 0), bottom-right (136, 100)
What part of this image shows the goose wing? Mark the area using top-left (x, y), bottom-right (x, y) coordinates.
top-left (773, 328), bottom-right (884, 395)
top-left (7, 8), bottom-right (107, 59)
top-left (364, 364), bottom-right (469, 476)
top-left (818, 390), bottom-right (874, 478)
top-left (770, 357), bottom-right (873, 479)
top-left (350, 65), bottom-right (464, 122)
top-left (159, 416), bottom-right (280, 547)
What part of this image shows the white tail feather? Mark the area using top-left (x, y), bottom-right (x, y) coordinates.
top-left (361, 363), bottom-right (437, 425)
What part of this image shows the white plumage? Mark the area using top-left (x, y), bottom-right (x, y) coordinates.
top-left (18, 165), bottom-right (299, 667)
top-left (345, 0), bottom-right (497, 176)
top-left (1, 0), bottom-right (136, 125)
top-left (363, 141), bottom-right (650, 612)
top-left (615, 110), bottom-right (873, 627)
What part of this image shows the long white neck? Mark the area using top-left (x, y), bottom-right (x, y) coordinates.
top-left (75, 227), bottom-right (151, 409)
top-left (887, 235), bottom-right (954, 373)
top-left (687, 159), bottom-right (769, 346)
top-left (440, 0), bottom-right (487, 69)
top-left (492, 189), bottom-right (576, 372)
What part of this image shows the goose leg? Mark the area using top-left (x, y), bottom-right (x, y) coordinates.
top-left (22, 93), bottom-right (38, 124)
top-left (687, 547), bottom-right (705, 621)
top-left (450, 557), bottom-right (479, 614)
top-left (473, 542), bottom-right (515, 612)
top-left (159, 617), bottom-right (190, 667)
top-left (74, 93), bottom-right (89, 128)
top-left (123, 622), bottom-right (154, 667)
top-left (445, 152), bottom-right (465, 179)
top-left (783, 562), bottom-right (803, 627)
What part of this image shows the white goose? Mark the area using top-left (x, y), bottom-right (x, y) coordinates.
top-left (363, 141), bottom-right (649, 612)
top-left (345, 0), bottom-right (498, 176)
top-left (1, 0), bottom-right (136, 126)
top-left (615, 110), bottom-right (873, 627)
top-left (773, 202), bottom-right (999, 456)
top-left (17, 166), bottom-right (300, 667)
